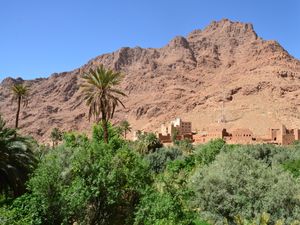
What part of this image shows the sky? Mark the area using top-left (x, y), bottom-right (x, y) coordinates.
top-left (0, 0), bottom-right (299, 81)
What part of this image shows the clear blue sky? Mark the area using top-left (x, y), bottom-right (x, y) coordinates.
top-left (0, 0), bottom-right (299, 80)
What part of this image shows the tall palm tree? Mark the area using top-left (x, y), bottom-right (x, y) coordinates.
top-left (0, 115), bottom-right (36, 197)
top-left (119, 120), bottom-right (132, 139)
top-left (81, 65), bottom-right (127, 143)
top-left (11, 84), bottom-right (29, 129)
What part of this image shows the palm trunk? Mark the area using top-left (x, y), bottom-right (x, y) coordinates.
top-left (124, 130), bottom-right (127, 139)
top-left (15, 96), bottom-right (21, 129)
top-left (102, 118), bottom-right (108, 143)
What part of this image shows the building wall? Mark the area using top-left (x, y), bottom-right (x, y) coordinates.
top-left (266, 125), bottom-right (298, 145)
top-left (161, 118), bottom-right (192, 137)
top-left (158, 133), bottom-right (172, 143)
top-left (179, 121), bottom-right (192, 135)
top-left (281, 134), bottom-right (295, 145)
top-left (230, 129), bottom-right (254, 144)
top-left (161, 123), bottom-right (170, 136)
top-left (160, 119), bottom-right (299, 146)
top-left (193, 134), bottom-right (207, 144)
top-left (269, 128), bottom-right (280, 141)
top-left (193, 128), bottom-right (227, 144)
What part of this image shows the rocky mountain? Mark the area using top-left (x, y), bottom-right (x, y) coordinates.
top-left (1, 19), bottom-right (300, 142)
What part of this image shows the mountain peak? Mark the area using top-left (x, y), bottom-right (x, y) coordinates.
top-left (1, 77), bottom-right (24, 86)
top-left (205, 19), bottom-right (258, 39)
top-left (0, 19), bottom-right (299, 142)
top-left (167, 36), bottom-right (190, 49)
top-left (187, 19), bottom-right (258, 42)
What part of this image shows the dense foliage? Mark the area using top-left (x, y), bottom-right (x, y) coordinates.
top-left (190, 149), bottom-right (300, 224)
top-left (1, 123), bottom-right (300, 225)
top-left (133, 132), bottom-right (163, 154)
top-left (0, 115), bottom-right (36, 197)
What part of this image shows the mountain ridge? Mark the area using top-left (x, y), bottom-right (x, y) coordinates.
top-left (1, 19), bottom-right (300, 142)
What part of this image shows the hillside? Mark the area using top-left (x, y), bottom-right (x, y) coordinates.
top-left (1, 19), bottom-right (300, 142)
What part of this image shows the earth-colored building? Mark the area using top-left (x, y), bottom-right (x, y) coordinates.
top-left (157, 118), bottom-right (300, 145)
top-left (159, 118), bottom-right (192, 143)
top-left (258, 125), bottom-right (300, 145)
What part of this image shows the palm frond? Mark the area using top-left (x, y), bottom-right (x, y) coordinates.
top-left (80, 65), bottom-right (127, 122)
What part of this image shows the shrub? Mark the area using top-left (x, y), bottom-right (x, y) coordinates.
top-left (283, 159), bottom-right (300, 177)
top-left (175, 139), bottom-right (194, 153)
top-left (194, 139), bottom-right (225, 165)
top-left (134, 133), bottom-right (162, 154)
top-left (134, 188), bottom-right (195, 225)
top-left (0, 193), bottom-right (43, 225)
top-left (145, 147), bottom-right (183, 173)
top-left (2, 134), bottom-right (151, 225)
top-left (190, 148), bottom-right (300, 224)
top-left (237, 144), bottom-right (292, 166)
top-left (63, 132), bottom-right (89, 148)
top-left (135, 149), bottom-right (204, 225)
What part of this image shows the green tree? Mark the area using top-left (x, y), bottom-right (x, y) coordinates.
top-left (176, 139), bottom-right (194, 154)
top-left (134, 189), bottom-right (195, 225)
top-left (283, 159), bottom-right (300, 177)
top-left (81, 65), bottom-right (127, 143)
top-left (0, 115), bottom-right (36, 197)
top-left (11, 84), bottom-right (29, 129)
top-left (50, 127), bottom-right (63, 148)
top-left (119, 120), bottom-right (132, 139)
top-left (135, 149), bottom-right (200, 225)
top-left (145, 147), bottom-right (183, 173)
top-left (190, 148), bottom-right (300, 223)
top-left (9, 137), bottom-right (151, 225)
top-left (194, 138), bottom-right (225, 165)
top-left (136, 133), bottom-right (163, 154)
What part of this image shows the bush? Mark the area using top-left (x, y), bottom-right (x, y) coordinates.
top-left (26, 144), bottom-right (74, 224)
top-left (175, 139), bottom-right (194, 153)
top-left (283, 159), bottom-right (300, 177)
top-left (1, 133), bottom-right (151, 225)
top-left (64, 143), bottom-right (151, 224)
top-left (134, 188), bottom-right (195, 225)
top-left (63, 132), bottom-right (89, 148)
top-left (236, 144), bottom-right (296, 166)
top-left (145, 147), bottom-right (183, 173)
top-left (194, 139), bottom-right (225, 165)
top-left (134, 133), bottom-right (162, 154)
top-left (92, 122), bottom-right (125, 150)
top-left (0, 193), bottom-right (43, 225)
top-left (135, 148), bottom-right (205, 225)
top-left (190, 147), bottom-right (300, 224)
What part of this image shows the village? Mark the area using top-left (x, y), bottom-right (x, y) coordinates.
top-left (133, 117), bottom-right (300, 146)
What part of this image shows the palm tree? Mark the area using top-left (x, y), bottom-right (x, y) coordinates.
top-left (50, 127), bottom-right (63, 148)
top-left (81, 65), bottom-right (127, 143)
top-left (0, 115), bottom-right (36, 197)
top-left (136, 133), bottom-right (162, 154)
top-left (119, 120), bottom-right (132, 139)
top-left (11, 84), bottom-right (29, 129)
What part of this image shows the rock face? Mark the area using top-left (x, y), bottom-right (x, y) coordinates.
top-left (1, 19), bottom-right (300, 142)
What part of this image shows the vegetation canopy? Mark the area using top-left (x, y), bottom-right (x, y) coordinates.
top-left (1, 125), bottom-right (300, 224)
top-left (0, 115), bottom-right (36, 197)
